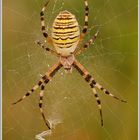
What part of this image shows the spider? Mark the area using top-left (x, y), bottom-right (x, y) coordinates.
top-left (13, 0), bottom-right (126, 130)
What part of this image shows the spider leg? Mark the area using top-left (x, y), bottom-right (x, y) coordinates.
top-left (39, 84), bottom-right (51, 129)
top-left (40, 0), bottom-right (49, 38)
top-left (75, 31), bottom-right (99, 55)
top-left (12, 62), bottom-right (62, 105)
top-left (73, 60), bottom-right (126, 125)
top-left (40, 0), bottom-right (53, 44)
top-left (92, 87), bottom-right (103, 126)
top-left (93, 81), bottom-right (127, 103)
top-left (73, 60), bottom-right (127, 102)
top-left (12, 80), bottom-right (43, 105)
top-left (81, 0), bottom-right (89, 40)
top-left (73, 60), bottom-right (103, 126)
top-left (36, 40), bottom-right (60, 57)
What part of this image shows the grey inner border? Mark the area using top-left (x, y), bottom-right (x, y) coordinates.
top-left (0, 0), bottom-right (2, 139)
top-left (138, 0), bottom-right (140, 139)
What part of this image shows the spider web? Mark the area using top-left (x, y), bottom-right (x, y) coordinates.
top-left (3, 0), bottom-right (138, 140)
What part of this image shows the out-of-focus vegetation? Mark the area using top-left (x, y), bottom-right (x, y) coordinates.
top-left (3, 0), bottom-right (137, 140)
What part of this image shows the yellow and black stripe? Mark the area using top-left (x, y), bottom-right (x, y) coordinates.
top-left (52, 10), bottom-right (80, 49)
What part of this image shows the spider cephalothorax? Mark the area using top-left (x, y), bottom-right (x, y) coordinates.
top-left (60, 55), bottom-right (75, 73)
top-left (13, 0), bottom-right (126, 130)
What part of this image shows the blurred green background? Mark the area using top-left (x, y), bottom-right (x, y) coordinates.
top-left (3, 0), bottom-right (138, 140)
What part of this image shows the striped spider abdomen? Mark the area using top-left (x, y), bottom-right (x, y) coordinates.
top-left (52, 10), bottom-right (80, 56)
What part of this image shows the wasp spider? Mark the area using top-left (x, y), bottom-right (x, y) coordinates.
top-left (13, 0), bottom-right (126, 129)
